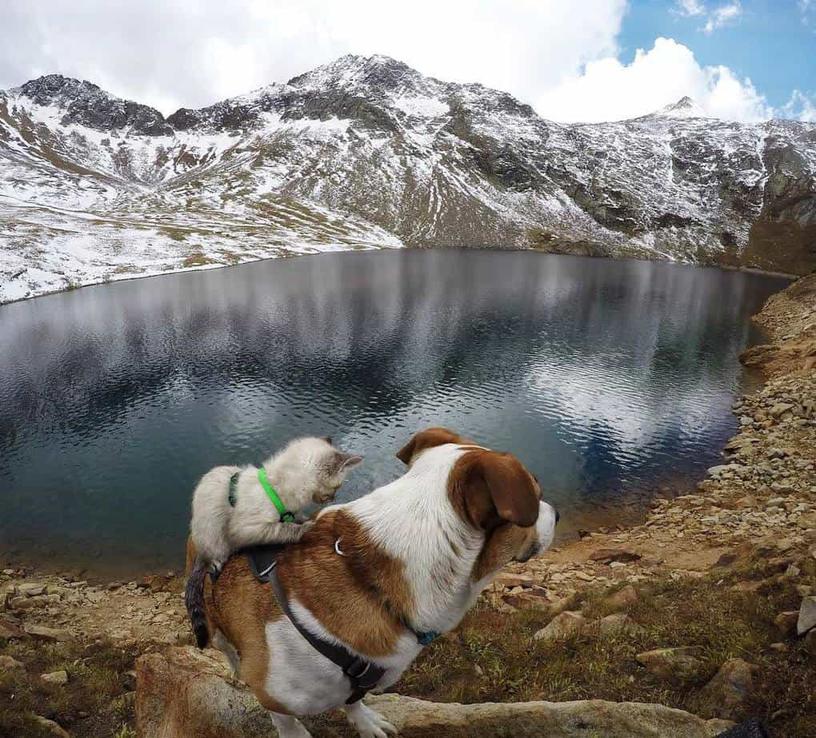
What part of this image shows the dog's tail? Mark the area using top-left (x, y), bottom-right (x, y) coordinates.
top-left (184, 557), bottom-right (210, 649)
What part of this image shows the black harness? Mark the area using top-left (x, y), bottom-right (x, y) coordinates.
top-left (244, 544), bottom-right (386, 704)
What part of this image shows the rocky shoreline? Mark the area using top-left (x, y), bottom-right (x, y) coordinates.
top-left (499, 272), bottom-right (815, 608)
top-left (2, 274), bottom-right (815, 737)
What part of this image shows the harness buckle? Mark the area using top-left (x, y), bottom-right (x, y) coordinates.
top-left (344, 657), bottom-right (371, 680)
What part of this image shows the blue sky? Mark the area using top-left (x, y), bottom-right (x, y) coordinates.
top-left (1, 0), bottom-right (813, 122)
top-left (621, 0), bottom-right (815, 109)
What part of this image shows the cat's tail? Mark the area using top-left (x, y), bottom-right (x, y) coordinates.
top-left (184, 557), bottom-right (210, 649)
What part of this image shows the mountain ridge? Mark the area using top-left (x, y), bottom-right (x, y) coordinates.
top-left (1, 54), bottom-right (814, 303)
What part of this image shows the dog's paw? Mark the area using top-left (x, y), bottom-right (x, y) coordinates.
top-left (344, 701), bottom-right (397, 738)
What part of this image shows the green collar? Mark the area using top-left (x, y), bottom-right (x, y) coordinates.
top-left (258, 467), bottom-right (296, 523)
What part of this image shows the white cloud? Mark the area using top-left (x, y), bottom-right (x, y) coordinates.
top-left (0, 1), bottom-right (809, 126)
top-left (674, 0), bottom-right (707, 17)
top-left (702, 2), bottom-right (742, 34)
top-left (673, 0), bottom-right (743, 33)
top-left (781, 90), bottom-right (816, 121)
top-left (536, 37), bottom-right (771, 123)
top-left (0, 0), bottom-right (626, 115)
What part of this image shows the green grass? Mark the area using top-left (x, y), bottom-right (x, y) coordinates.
top-left (395, 571), bottom-right (816, 736)
top-left (0, 637), bottom-right (138, 738)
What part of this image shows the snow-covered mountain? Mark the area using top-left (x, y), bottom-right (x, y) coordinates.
top-left (1, 54), bottom-right (814, 302)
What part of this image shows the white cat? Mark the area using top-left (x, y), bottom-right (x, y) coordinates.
top-left (186, 436), bottom-right (362, 648)
top-left (190, 436), bottom-right (363, 571)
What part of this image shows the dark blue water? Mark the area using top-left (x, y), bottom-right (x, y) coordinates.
top-left (0, 251), bottom-right (788, 575)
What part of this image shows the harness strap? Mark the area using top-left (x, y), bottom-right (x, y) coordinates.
top-left (228, 472), bottom-right (239, 507)
top-left (245, 546), bottom-right (386, 704)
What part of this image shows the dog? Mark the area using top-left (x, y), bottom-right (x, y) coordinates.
top-left (189, 427), bottom-right (558, 738)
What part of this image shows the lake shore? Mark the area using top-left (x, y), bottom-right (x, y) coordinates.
top-left (1, 272), bottom-right (814, 737)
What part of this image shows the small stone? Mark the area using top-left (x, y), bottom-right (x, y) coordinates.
top-left (769, 403), bottom-right (794, 418)
top-left (0, 618), bottom-right (25, 639)
top-left (805, 630), bottom-right (816, 657)
top-left (635, 647), bottom-right (704, 682)
top-left (769, 642), bottom-right (788, 653)
top-left (797, 512), bottom-right (816, 529)
top-left (588, 548), bottom-right (641, 564)
top-left (0, 654), bottom-right (25, 672)
top-left (603, 585), bottom-right (639, 611)
top-left (597, 613), bottom-right (645, 637)
top-left (32, 716), bottom-right (70, 738)
top-left (609, 561), bottom-right (627, 569)
top-left (17, 582), bottom-right (47, 596)
top-left (41, 669), bottom-right (69, 685)
top-left (23, 624), bottom-right (71, 642)
top-left (9, 594), bottom-right (50, 610)
top-left (533, 611), bottom-right (586, 642)
top-left (797, 596), bottom-right (816, 635)
top-left (774, 611), bottom-right (799, 636)
top-left (493, 573), bottom-right (536, 589)
top-left (697, 658), bottom-right (758, 721)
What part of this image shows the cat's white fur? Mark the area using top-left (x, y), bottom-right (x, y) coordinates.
top-left (190, 436), bottom-right (362, 570)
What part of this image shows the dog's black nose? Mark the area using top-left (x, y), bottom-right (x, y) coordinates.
top-left (555, 509), bottom-right (561, 525)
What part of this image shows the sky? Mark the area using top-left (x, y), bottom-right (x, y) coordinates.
top-left (0, 0), bottom-right (813, 124)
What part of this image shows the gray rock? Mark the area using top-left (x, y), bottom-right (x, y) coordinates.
top-left (23, 624), bottom-right (72, 642)
top-left (598, 613), bottom-right (646, 637)
top-left (636, 647), bottom-right (705, 682)
top-left (17, 582), bottom-right (47, 596)
top-left (696, 659), bottom-right (758, 721)
top-left (41, 669), bottom-right (69, 685)
top-left (136, 647), bottom-right (733, 738)
top-left (0, 654), bottom-right (24, 672)
top-left (797, 596), bottom-right (816, 635)
top-left (533, 611), bottom-right (586, 641)
top-left (32, 716), bottom-right (70, 738)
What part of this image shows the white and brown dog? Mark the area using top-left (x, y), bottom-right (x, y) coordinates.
top-left (190, 427), bottom-right (558, 738)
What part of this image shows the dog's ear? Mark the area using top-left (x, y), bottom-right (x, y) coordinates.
top-left (452, 451), bottom-right (540, 529)
top-left (396, 427), bottom-right (465, 465)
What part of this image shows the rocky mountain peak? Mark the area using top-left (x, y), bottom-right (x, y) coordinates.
top-left (653, 96), bottom-right (707, 119)
top-left (287, 54), bottom-right (421, 93)
top-left (18, 74), bottom-right (101, 105)
top-left (16, 73), bottom-right (172, 136)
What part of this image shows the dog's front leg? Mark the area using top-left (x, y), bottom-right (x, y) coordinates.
top-left (269, 712), bottom-right (312, 738)
top-left (343, 701), bottom-right (397, 738)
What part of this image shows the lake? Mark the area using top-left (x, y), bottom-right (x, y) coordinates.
top-left (0, 250), bottom-right (789, 577)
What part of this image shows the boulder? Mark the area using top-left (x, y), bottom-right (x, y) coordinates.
top-left (0, 617), bottom-right (25, 640)
top-left (23, 624), bottom-right (72, 642)
top-left (533, 611), bottom-right (586, 642)
top-left (32, 715), bottom-right (70, 738)
top-left (136, 647), bottom-right (732, 738)
top-left (635, 647), bottom-right (704, 682)
top-left (368, 694), bottom-right (732, 738)
top-left (796, 596), bottom-right (816, 635)
top-left (805, 629), bottom-right (816, 656)
top-left (493, 573), bottom-right (536, 589)
top-left (41, 669), bottom-right (69, 685)
top-left (597, 613), bottom-right (645, 637)
top-left (17, 582), bottom-right (47, 597)
top-left (696, 659), bottom-right (758, 721)
top-left (589, 548), bottom-right (642, 564)
top-left (603, 585), bottom-right (639, 611)
top-left (0, 654), bottom-right (25, 672)
top-left (774, 610), bottom-right (799, 636)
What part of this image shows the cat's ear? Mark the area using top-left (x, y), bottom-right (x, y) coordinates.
top-left (323, 435), bottom-right (333, 445)
top-left (334, 452), bottom-right (363, 473)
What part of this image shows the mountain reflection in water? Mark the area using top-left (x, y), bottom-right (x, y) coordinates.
top-left (0, 250), bottom-right (789, 574)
